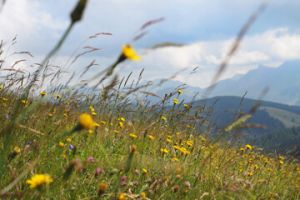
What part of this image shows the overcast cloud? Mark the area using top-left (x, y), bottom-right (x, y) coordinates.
top-left (0, 0), bottom-right (300, 88)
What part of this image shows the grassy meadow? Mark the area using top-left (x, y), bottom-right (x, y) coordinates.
top-left (0, 1), bottom-right (300, 199)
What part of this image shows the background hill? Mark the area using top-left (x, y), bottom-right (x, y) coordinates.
top-left (210, 60), bottom-right (300, 105)
top-left (149, 59), bottom-right (300, 106)
top-left (192, 96), bottom-right (300, 155)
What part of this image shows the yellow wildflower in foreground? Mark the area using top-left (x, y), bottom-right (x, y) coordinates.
top-left (142, 168), bottom-right (148, 174)
top-left (40, 91), bottom-right (47, 97)
top-left (177, 89), bottom-right (183, 95)
top-left (140, 192), bottom-right (147, 199)
top-left (160, 148), bottom-right (169, 154)
top-left (147, 135), bottom-right (155, 140)
top-left (58, 142), bottom-right (65, 148)
top-left (173, 98), bottom-right (179, 105)
top-left (79, 113), bottom-right (99, 130)
top-left (245, 144), bottom-right (253, 151)
top-left (122, 44), bottom-right (140, 61)
top-left (14, 146), bottom-right (21, 154)
top-left (21, 99), bottom-right (29, 106)
top-left (129, 133), bottom-right (138, 139)
top-left (172, 157), bottom-right (179, 162)
top-left (161, 115), bottom-right (167, 122)
top-left (118, 192), bottom-right (126, 200)
top-left (26, 174), bottom-right (53, 189)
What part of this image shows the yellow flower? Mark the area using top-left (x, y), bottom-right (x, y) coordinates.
top-left (66, 137), bottom-right (72, 143)
top-left (58, 142), bottom-right (65, 148)
top-left (240, 147), bottom-right (245, 152)
top-left (173, 98), bottom-right (179, 105)
top-left (177, 89), bottom-right (183, 95)
top-left (21, 99), bottom-right (29, 106)
top-left (183, 104), bottom-right (190, 109)
top-left (161, 116), bottom-right (167, 122)
top-left (166, 138), bottom-right (172, 143)
top-left (89, 105), bottom-right (95, 112)
top-left (279, 160), bottom-right (284, 165)
top-left (118, 192), bottom-right (127, 200)
top-left (147, 135), bottom-right (155, 140)
top-left (179, 147), bottom-right (190, 155)
top-left (122, 44), bottom-right (140, 61)
top-left (118, 117), bottom-right (126, 122)
top-left (140, 192), bottom-right (147, 199)
top-left (160, 148), bottom-right (169, 154)
top-left (186, 140), bottom-right (193, 147)
top-left (173, 145), bottom-right (181, 151)
top-left (89, 105), bottom-right (97, 115)
top-left (245, 144), bottom-right (253, 151)
top-left (172, 157), bottom-right (179, 162)
top-left (129, 133), bottom-right (138, 139)
top-left (79, 113), bottom-right (99, 130)
top-left (118, 121), bottom-right (124, 128)
top-left (26, 174), bottom-right (53, 189)
top-left (14, 146), bottom-right (21, 154)
top-left (142, 168), bottom-right (148, 174)
top-left (40, 91), bottom-right (47, 97)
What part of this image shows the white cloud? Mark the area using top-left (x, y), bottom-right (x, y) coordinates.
top-left (134, 28), bottom-right (300, 88)
top-left (0, 0), bottom-right (67, 52)
top-left (1, 0), bottom-right (300, 90)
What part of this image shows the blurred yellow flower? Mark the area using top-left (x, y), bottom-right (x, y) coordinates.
top-left (183, 104), bottom-right (190, 109)
top-left (129, 133), bottom-right (138, 139)
top-left (186, 140), bottom-right (193, 147)
top-left (79, 113), bottom-right (99, 130)
top-left (147, 135), bottom-right (155, 140)
top-left (26, 174), bottom-right (53, 189)
top-left (179, 147), bottom-right (190, 155)
top-left (118, 192), bottom-right (126, 200)
top-left (160, 148), bottom-right (169, 154)
top-left (89, 105), bottom-right (97, 116)
top-left (173, 98), bottom-right (179, 105)
top-left (166, 138), bottom-right (172, 143)
top-left (177, 89), bottom-right (183, 95)
top-left (245, 144), bottom-right (253, 151)
top-left (140, 192), bottom-right (147, 199)
top-left (66, 137), bottom-right (72, 143)
top-left (161, 116), bottom-right (167, 122)
top-left (172, 157), bottom-right (179, 162)
top-left (40, 91), bottom-right (47, 97)
top-left (118, 121), bottom-right (124, 128)
top-left (118, 117), bottom-right (126, 122)
top-left (122, 44), bottom-right (140, 61)
top-left (58, 142), bottom-right (65, 148)
top-left (14, 146), bottom-right (21, 154)
top-left (21, 99), bottom-right (29, 106)
top-left (142, 168), bottom-right (148, 174)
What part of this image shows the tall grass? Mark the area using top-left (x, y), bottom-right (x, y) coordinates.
top-left (0, 1), bottom-right (299, 199)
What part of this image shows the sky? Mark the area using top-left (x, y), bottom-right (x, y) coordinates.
top-left (0, 0), bottom-right (300, 88)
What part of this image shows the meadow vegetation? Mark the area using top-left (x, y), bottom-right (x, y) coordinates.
top-left (0, 0), bottom-right (300, 199)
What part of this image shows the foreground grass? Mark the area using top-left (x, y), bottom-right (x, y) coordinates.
top-left (0, 94), bottom-right (300, 200)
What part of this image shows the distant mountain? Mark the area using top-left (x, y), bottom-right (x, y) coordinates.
top-left (143, 79), bottom-right (203, 103)
top-left (146, 60), bottom-right (300, 106)
top-left (192, 96), bottom-right (300, 156)
top-left (210, 60), bottom-right (300, 105)
top-left (192, 96), bottom-right (300, 131)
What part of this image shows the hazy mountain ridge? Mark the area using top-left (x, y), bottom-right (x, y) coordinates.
top-left (148, 59), bottom-right (300, 106)
top-left (210, 59), bottom-right (300, 105)
top-left (192, 96), bottom-right (300, 156)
